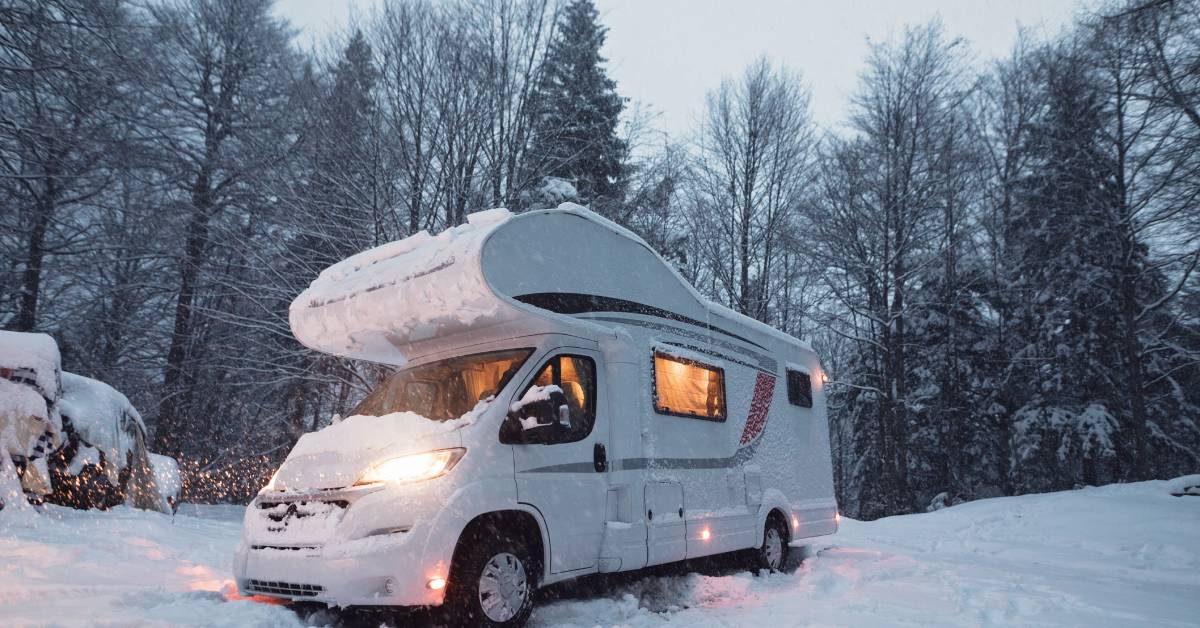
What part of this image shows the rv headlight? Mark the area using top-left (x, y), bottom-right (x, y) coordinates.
top-left (260, 469), bottom-right (281, 493)
top-left (356, 448), bottom-right (466, 486)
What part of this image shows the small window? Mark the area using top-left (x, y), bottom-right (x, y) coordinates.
top-left (653, 351), bottom-right (726, 421)
top-left (786, 369), bottom-right (812, 408)
top-left (516, 355), bottom-right (597, 443)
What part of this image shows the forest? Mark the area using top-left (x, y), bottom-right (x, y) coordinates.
top-left (2, 0), bottom-right (1197, 518)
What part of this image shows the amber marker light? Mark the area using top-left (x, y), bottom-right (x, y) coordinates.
top-left (700, 528), bottom-right (711, 541)
top-left (427, 577), bottom-right (447, 591)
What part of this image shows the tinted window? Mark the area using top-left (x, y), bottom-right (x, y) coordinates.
top-left (786, 369), bottom-right (812, 408)
top-left (653, 352), bottom-right (726, 421)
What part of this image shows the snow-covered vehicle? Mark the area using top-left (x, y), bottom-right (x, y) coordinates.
top-left (1167, 474), bottom-right (1200, 497)
top-left (235, 205), bottom-right (838, 626)
top-left (0, 330), bottom-right (63, 506)
top-left (46, 372), bottom-right (172, 513)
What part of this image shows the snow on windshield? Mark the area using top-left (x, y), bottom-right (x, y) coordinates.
top-left (288, 401), bottom-right (489, 462)
top-left (352, 348), bottom-right (532, 421)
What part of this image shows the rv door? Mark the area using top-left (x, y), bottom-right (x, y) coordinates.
top-left (506, 350), bottom-right (608, 573)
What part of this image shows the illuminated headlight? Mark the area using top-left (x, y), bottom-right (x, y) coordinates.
top-left (356, 448), bottom-right (466, 486)
top-left (260, 469), bottom-right (280, 493)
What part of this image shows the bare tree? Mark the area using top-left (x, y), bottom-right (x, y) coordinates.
top-left (689, 58), bottom-right (816, 323)
top-left (0, 0), bottom-right (132, 331)
top-left (807, 22), bottom-right (972, 517)
top-left (1090, 3), bottom-right (1200, 478)
top-left (143, 0), bottom-right (299, 458)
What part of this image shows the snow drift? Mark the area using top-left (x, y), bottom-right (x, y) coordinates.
top-left (2, 480), bottom-right (1197, 626)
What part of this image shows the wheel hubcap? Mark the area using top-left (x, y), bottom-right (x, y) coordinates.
top-left (478, 551), bottom-right (528, 622)
top-left (764, 528), bottom-right (784, 569)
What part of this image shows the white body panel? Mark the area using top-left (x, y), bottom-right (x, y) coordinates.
top-left (236, 205), bottom-right (837, 607)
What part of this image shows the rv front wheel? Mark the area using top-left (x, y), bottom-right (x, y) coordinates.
top-left (445, 532), bottom-right (535, 627)
top-left (754, 515), bottom-right (790, 573)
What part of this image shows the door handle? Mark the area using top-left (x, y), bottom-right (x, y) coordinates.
top-left (593, 442), bottom-right (607, 472)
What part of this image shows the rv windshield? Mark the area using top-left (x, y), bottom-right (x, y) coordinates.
top-left (351, 348), bottom-right (533, 422)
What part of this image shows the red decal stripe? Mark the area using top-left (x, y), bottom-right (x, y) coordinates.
top-left (739, 373), bottom-right (776, 446)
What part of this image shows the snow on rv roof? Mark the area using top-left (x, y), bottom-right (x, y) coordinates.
top-left (289, 208), bottom-right (518, 364)
top-left (0, 330), bottom-right (61, 400)
top-left (289, 203), bottom-right (812, 365)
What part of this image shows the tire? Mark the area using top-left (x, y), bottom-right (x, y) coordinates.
top-left (753, 515), bottom-right (790, 573)
top-left (445, 526), bottom-right (536, 628)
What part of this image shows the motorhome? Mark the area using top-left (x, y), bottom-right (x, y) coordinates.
top-left (235, 204), bottom-right (838, 626)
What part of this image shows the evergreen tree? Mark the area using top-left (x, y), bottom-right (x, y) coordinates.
top-left (1007, 44), bottom-right (1126, 491)
top-left (526, 0), bottom-right (626, 208)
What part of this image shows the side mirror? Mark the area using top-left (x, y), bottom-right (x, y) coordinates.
top-left (503, 389), bottom-right (570, 444)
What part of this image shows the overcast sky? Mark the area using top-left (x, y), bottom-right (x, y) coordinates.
top-left (276, 0), bottom-right (1084, 136)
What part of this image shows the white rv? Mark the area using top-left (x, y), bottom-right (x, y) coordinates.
top-left (234, 204), bottom-right (838, 626)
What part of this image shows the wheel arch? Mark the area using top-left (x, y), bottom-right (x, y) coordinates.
top-left (450, 508), bottom-right (548, 587)
top-left (757, 488), bottom-right (793, 545)
top-left (765, 506), bottom-right (791, 543)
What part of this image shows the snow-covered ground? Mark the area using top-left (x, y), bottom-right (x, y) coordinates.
top-left (1, 481), bottom-right (1197, 627)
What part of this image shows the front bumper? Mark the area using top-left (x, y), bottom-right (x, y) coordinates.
top-left (233, 485), bottom-right (453, 607)
top-left (235, 536), bottom-right (443, 607)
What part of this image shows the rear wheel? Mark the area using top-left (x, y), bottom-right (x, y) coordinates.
top-left (753, 515), bottom-right (790, 572)
top-left (445, 528), bottom-right (536, 627)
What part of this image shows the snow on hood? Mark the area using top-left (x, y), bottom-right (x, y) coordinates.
top-left (58, 372), bottom-right (145, 469)
top-left (272, 400), bottom-right (488, 491)
top-left (289, 208), bottom-right (519, 365)
top-left (0, 330), bottom-right (61, 400)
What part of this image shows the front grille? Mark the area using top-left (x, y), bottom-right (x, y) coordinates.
top-left (245, 579), bottom-right (324, 597)
top-left (254, 499), bottom-right (348, 537)
top-left (257, 498), bottom-right (349, 509)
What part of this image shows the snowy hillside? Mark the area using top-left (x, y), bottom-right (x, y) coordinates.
top-left (1, 481), bottom-right (1197, 627)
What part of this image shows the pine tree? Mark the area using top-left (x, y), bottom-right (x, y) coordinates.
top-left (526, 0), bottom-right (626, 208)
top-left (1007, 44), bottom-right (1126, 491)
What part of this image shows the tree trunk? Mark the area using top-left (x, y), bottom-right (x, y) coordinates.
top-left (155, 168), bottom-right (213, 457)
top-left (1120, 254), bottom-right (1149, 480)
top-left (13, 177), bottom-right (56, 332)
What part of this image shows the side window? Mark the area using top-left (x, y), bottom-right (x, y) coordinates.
top-left (786, 369), bottom-right (813, 408)
top-left (653, 351), bottom-right (726, 421)
top-left (519, 355), bottom-right (597, 443)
